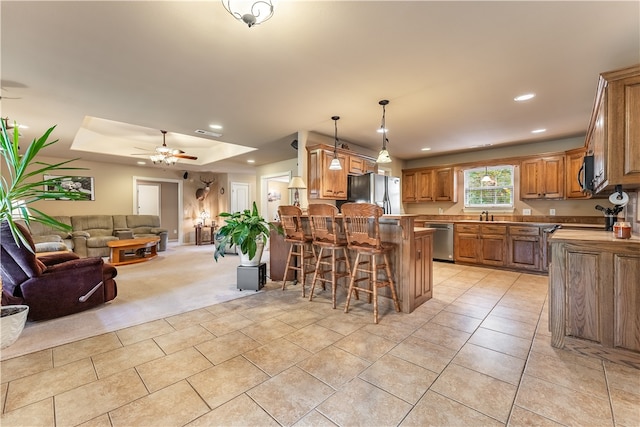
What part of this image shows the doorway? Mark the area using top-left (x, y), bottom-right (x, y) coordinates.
top-left (260, 172), bottom-right (292, 222)
top-left (133, 176), bottom-right (183, 242)
top-left (137, 183), bottom-right (161, 216)
top-left (231, 182), bottom-right (250, 214)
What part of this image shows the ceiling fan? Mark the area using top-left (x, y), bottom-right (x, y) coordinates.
top-left (133, 130), bottom-right (198, 165)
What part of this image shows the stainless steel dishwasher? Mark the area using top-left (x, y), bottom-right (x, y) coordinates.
top-left (426, 223), bottom-right (454, 261)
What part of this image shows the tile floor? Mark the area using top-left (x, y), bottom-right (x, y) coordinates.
top-left (1, 262), bottom-right (639, 426)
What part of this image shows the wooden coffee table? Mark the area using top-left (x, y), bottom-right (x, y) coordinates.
top-left (107, 237), bottom-right (160, 266)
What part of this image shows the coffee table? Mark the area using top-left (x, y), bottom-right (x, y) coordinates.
top-left (107, 237), bottom-right (160, 266)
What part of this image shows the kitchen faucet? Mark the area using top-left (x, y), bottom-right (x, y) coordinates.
top-left (480, 210), bottom-right (489, 221)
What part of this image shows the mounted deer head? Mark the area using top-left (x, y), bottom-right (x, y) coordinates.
top-left (196, 175), bottom-right (216, 201)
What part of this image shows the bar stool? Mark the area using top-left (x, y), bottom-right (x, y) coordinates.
top-left (307, 203), bottom-right (352, 309)
top-left (278, 205), bottom-right (316, 297)
top-left (341, 202), bottom-right (401, 324)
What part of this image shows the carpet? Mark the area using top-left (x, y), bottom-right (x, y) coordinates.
top-left (1, 244), bottom-right (268, 360)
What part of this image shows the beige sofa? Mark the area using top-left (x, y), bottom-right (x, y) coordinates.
top-left (113, 215), bottom-right (168, 251)
top-left (18, 216), bottom-right (75, 253)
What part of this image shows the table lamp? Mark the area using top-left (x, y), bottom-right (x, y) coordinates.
top-left (288, 176), bottom-right (307, 207)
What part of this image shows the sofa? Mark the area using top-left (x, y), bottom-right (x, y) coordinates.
top-left (1, 222), bottom-right (118, 321)
top-left (113, 215), bottom-right (168, 251)
top-left (18, 216), bottom-right (75, 253)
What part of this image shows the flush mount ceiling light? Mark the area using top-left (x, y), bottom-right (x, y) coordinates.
top-left (376, 100), bottom-right (392, 164)
top-left (329, 116), bottom-right (342, 171)
top-left (221, 0), bottom-right (274, 28)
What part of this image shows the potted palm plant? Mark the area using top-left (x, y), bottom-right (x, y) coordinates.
top-left (1, 119), bottom-right (86, 348)
top-left (213, 201), bottom-right (279, 266)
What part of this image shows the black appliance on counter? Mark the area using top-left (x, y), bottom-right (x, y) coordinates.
top-left (578, 154), bottom-right (595, 193)
top-left (595, 204), bottom-right (624, 231)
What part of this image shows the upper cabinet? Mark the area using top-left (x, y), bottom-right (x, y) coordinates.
top-left (565, 147), bottom-right (591, 199)
top-left (520, 155), bottom-right (565, 200)
top-left (307, 144), bottom-right (378, 200)
top-left (585, 64), bottom-right (640, 193)
top-left (402, 166), bottom-right (456, 203)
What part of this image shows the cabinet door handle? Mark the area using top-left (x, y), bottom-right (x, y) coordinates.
top-left (416, 249), bottom-right (421, 260)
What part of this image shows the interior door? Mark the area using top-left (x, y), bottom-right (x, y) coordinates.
top-left (137, 183), bottom-right (161, 216)
top-left (231, 182), bottom-right (250, 213)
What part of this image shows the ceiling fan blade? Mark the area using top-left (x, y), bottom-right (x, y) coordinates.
top-left (170, 148), bottom-right (186, 155)
top-left (174, 154), bottom-right (198, 160)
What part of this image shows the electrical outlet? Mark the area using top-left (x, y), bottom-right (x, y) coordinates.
top-left (523, 208), bottom-right (532, 216)
top-left (173, 229), bottom-right (177, 234)
top-left (549, 209), bottom-right (556, 216)
top-left (438, 208), bottom-right (444, 214)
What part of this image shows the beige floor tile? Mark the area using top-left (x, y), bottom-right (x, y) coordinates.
top-left (186, 393), bottom-right (279, 427)
top-left (481, 314), bottom-right (537, 340)
top-left (333, 329), bottom-right (396, 363)
top-left (443, 301), bottom-right (492, 319)
top-left (115, 318), bottom-right (175, 346)
top-left (292, 409), bottom-right (338, 426)
top-left (284, 323), bottom-right (344, 353)
top-left (248, 366), bottom-right (335, 426)
top-left (507, 405), bottom-right (564, 426)
top-left (4, 358), bottom-right (96, 412)
top-left (77, 413), bottom-right (112, 427)
top-left (136, 347), bottom-right (212, 393)
top-left (297, 345), bottom-right (370, 389)
top-left (54, 369), bottom-right (148, 426)
top-left (153, 324), bottom-right (215, 354)
top-left (525, 351), bottom-right (608, 399)
top-left (453, 293), bottom-right (499, 309)
top-left (195, 330), bottom-right (261, 365)
top-left (389, 335), bottom-right (456, 374)
top-left (431, 363), bottom-right (516, 423)
top-left (200, 312), bottom-right (255, 336)
top-left (109, 380), bottom-right (208, 426)
top-left (0, 398), bottom-right (54, 427)
top-left (52, 333), bottom-right (122, 366)
top-left (604, 361), bottom-right (640, 396)
top-left (411, 322), bottom-right (471, 351)
top-left (316, 313), bottom-right (366, 335)
top-left (516, 375), bottom-right (613, 426)
top-left (609, 386), bottom-right (640, 427)
top-left (430, 310), bottom-right (482, 333)
top-left (165, 307), bottom-right (217, 330)
top-left (92, 339), bottom-right (164, 378)
top-left (241, 304), bottom-right (287, 322)
top-left (530, 335), bottom-right (603, 370)
top-left (400, 390), bottom-right (503, 427)
top-left (203, 302), bottom-right (233, 317)
top-left (469, 327), bottom-right (531, 360)
top-left (241, 317), bottom-right (298, 343)
top-left (490, 305), bottom-right (541, 325)
top-left (359, 322), bottom-right (415, 343)
top-left (243, 337), bottom-right (312, 376)
top-left (497, 296), bottom-right (545, 314)
top-left (359, 354), bottom-right (437, 404)
top-left (188, 355), bottom-right (269, 409)
top-left (453, 343), bottom-right (525, 385)
top-left (276, 308), bottom-right (326, 328)
top-left (317, 377), bottom-right (412, 427)
top-left (0, 383), bottom-right (6, 413)
top-left (0, 349), bottom-right (52, 384)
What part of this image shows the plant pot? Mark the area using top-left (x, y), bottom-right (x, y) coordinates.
top-left (238, 241), bottom-right (265, 266)
top-left (1, 305), bottom-right (29, 349)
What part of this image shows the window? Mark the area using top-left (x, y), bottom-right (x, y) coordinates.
top-left (464, 165), bottom-right (514, 208)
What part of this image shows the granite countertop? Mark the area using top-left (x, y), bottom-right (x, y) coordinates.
top-left (420, 219), bottom-right (604, 228)
top-left (549, 228), bottom-right (640, 244)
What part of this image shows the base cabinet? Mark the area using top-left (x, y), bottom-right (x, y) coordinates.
top-left (549, 230), bottom-right (640, 366)
top-left (413, 231), bottom-right (433, 309)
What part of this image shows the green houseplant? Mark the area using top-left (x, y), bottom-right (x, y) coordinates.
top-left (1, 119), bottom-right (86, 349)
top-left (214, 201), bottom-right (279, 265)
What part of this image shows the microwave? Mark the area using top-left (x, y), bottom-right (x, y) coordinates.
top-left (578, 155), bottom-right (594, 193)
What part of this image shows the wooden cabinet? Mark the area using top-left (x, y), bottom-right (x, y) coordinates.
top-left (507, 225), bottom-right (541, 271)
top-left (549, 230), bottom-right (640, 364)
top-left (585, 64), bottom-right (640, 193)
top-left (412, 230), bottom-right (433, 310)
top-left (307, 144), bottom-right (377, 200)
top-left (402, 166), bottom-right (456, 203)
top-left (479, 224), bottom-right (507, 266)
top-left (565, 148), bottom-right (591, 199)
top-left (454, 223), bottom-right (479, 263)
top-left (520, 155), bottom-right (565, 199)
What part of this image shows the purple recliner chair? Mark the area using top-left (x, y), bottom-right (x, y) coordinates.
top-left (1, 222), bottom-right (118, 321)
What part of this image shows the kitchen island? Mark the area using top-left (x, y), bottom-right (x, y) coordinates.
top-left (270, 214), bottom-right (434, 314)
top-left (548, 228), bottom-right (640, 368)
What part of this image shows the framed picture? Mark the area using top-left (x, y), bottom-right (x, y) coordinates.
top-left (44, 175), bottom-right (95, 201)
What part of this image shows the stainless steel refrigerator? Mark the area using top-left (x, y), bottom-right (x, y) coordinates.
top-left (339, 173), bottom-right (401, 214)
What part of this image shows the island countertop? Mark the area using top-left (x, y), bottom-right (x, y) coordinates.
top-left (549, 228), bottom-right (640, 245)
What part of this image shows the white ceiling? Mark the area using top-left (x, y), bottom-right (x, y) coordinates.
top-left (1, 1), bottom-right (638, 173)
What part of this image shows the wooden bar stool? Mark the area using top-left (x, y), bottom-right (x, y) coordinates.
top-left (278, 205), bottom-right (316, 297)
top-left (307, 203), bottom-right (352, 309)
top-left (341, 202), bottom-right (401, 324)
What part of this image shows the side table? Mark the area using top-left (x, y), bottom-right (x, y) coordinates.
top-left (194, 225), bottom-right (216, 245)
top-left (237, 263), bottom-right (267, 291)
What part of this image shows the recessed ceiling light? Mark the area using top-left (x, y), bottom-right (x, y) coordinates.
top-left (421, 147), bottom-right (431, 151)
top-left (137, 161), bottom-right (146, 165)
top-left (376, 127), bottom-right (388, 134)
top-left (209, 124), bottom-right (223, 130)
top-left (247, 159), bottom-right (255, 163)
top-left (471, 143), bottom-right (493, 148)
top-left (514, 93), bottom-right (535, 102)
top-left (531, 128), bottom-right (546, 134)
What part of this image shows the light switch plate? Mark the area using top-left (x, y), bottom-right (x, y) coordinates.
top-left (523, 208), bottom-right (532, 216)
top-left (550, 209), bottom-right (556, 216)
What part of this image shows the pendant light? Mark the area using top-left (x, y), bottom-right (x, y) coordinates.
top-left (329, 116), bottom-right (342, 171)
top-left (481, 167), bottom-right (492, 183)
top-left (376, 99), bottom-right (392, 164)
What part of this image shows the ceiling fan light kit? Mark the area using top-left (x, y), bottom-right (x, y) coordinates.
top-left (222, 0), bottom-right (274, 28)
top-left (149, 130), bottom-right (198, 166)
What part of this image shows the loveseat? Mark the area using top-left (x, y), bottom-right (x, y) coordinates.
top-left (17, 216), bottom-right (75, 253)
top-left (113, 215), bottom-right (168, 251)
top-left (1, 222), bottom-right (118, 321)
